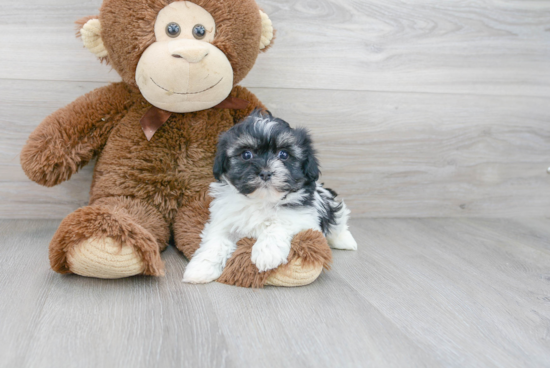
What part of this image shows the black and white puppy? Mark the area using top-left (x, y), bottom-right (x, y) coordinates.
top-left (183, 110), bottom-right (357, 284)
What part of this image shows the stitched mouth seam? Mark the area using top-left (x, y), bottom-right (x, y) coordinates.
top-left (150, 77), bottom-right (223, 95)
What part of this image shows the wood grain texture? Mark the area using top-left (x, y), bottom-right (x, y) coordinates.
top-left (1, 0), bottom-right (550, 218)
top-left (1, 218), bottom-right (549, 367)
top-left (336, 218), bottom-right (550, 367)
top-left (2, 79), bottom-right (550, 218)
top-left (1, 0), bottom-right (550, 96)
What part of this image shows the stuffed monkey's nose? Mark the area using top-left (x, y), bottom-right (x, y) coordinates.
top-left (169, 42), bottom-right (209, 63)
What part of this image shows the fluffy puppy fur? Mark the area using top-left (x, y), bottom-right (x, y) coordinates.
top-left (183, 110), bottom-right (357, 284)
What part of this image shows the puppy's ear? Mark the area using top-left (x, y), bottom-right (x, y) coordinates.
top-left (213, 132), bottom-right (230, 180)
top-left (213, 149), bottom-right (228, 181)
top-left (297, 128), bottom-right (320, 182)
top-left (303, 152), bottom-right (320, 182)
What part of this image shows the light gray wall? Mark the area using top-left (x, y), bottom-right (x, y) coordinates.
top-left (1, 0), bottom-right (549, 218)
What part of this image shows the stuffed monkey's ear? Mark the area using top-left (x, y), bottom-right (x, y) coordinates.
top-left (77, 17), bottom-right (109, 59)
top-left (259, 10), bottom-right (274, 51)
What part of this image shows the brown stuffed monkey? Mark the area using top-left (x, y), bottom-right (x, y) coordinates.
top-left (20, 0), bottom-right (332, 287)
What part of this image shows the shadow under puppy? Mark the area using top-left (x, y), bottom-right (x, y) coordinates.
top-left (184, 110), bottom-right (357, 284)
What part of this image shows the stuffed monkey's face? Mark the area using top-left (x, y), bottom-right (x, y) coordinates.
top-left (136, 2), bottom-right (234, 113)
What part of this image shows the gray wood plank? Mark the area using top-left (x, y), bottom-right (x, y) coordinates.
top-left (0, 0), bottom-right (549, 96)
top-left (0, 226), bottom-right (233, 367)
top-left (2, 79), bottom-right (550, 218)
top-left (511, 218), bottom-right (550, 253)
top-left (247, 0), bottom-right (550, 96)
top-left (0, 220), bottom-right (59, 368)
top-left (334, 218), bottom-right (550, 367)
top-left (0, 219), bottom-right (437, 368)
top-left (1, 218), bottom-right (550, 367)
top-left (14, 240), bottom-right (231, 368)
top-left (0, 219), bottom-right (443, 368)
top-left (204, 274), bottom-right (438, 368)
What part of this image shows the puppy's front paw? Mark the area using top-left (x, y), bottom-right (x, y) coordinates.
top-left (183, 258), bottom-right (223, 284)
top-left (251, 240), bottom-right (290, 272)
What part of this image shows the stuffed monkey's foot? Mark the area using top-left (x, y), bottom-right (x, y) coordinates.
top-left (67, 237), bottom-right (145, 279)
top-left (265, 258), bottom-right (323, 287)
top-left (50, 197), bottom-right (169, 278)
top-left (218, 230), bottom-right (332, 288)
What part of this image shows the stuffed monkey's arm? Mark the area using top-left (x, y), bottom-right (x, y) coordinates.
top-left (20, 82), bottom-right (135, 187)
top-left (229, 86), bottom-right (268, 124)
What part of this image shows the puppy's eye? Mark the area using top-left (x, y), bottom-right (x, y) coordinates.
top-left (277, 150), bottom-right (289, 160)
top-left (241, 151), bottom-right (253, 160)
top-left (166, 23), bottom-right (181, 38)
top-left (192, 24), bottom-right (207, 40)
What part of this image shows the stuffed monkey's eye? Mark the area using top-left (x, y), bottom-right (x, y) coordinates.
top-left (192, 24), bottom-right (207, 39)
top-left (166, 23), bottom-right (181, 37)
top-left (277, 150), bottom-right (289, 160)
top-left (241, 151), bottom-right (253, 160)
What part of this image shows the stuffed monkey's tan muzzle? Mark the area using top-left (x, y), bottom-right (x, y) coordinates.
top-left (136, 38), bottom-right (234, 113)
top-left (169, 40), bottom-right (210, 63)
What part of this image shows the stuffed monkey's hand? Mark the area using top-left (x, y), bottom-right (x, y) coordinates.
top-left (20, 83), bottom-right (133, 187)
top-left (21, 131), bottom-right (87, 187)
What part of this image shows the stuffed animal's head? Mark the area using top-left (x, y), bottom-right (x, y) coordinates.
top-left (78, 0), bottom-right (274, 113)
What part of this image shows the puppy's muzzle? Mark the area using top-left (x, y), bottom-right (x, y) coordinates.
top-left (259, 170), bottom-right (273, 182)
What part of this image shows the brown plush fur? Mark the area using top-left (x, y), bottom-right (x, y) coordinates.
top-left (218, 230), bottom-right (332, 288)
top-left (21, 0), bottom-right (331, 286)
top-left (20, 83), bottom-right (135, 187)
top-left (52, 196), bottom-right (169, 275)
top-left (99, 0), bottom-right (262, 87)
top-left (173, 190), bottom-right (211, 259)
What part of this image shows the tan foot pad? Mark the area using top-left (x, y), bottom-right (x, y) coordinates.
top-left (265, 258), bottom-right (323, 287)
top-left (67, 237), bottom-right (145, 279)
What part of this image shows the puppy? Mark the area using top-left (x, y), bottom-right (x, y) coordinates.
top-left (183, 110), bottom-right (357, 284)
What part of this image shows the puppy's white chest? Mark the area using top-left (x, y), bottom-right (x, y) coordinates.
top-left (207, 182), bottom-right (322, 242)
top-left (232, 206), bottom-right (320, 240)
top-left (230, 211), bottom-right (277, 239)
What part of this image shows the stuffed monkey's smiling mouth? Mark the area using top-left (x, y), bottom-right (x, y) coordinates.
top-left (151, 77), bottom-right (223, 95)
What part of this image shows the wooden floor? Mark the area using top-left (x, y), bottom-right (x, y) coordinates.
top-left (1, 218), bottom-right (549, 368)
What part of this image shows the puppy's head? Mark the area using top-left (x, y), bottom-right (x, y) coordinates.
top-left (214, 110), bottom-right (319, 200)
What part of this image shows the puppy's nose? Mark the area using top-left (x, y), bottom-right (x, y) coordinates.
top-left (259, 171), bottom-right (273, 181)
top-left (169, 41), bottom-right (209, 63)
